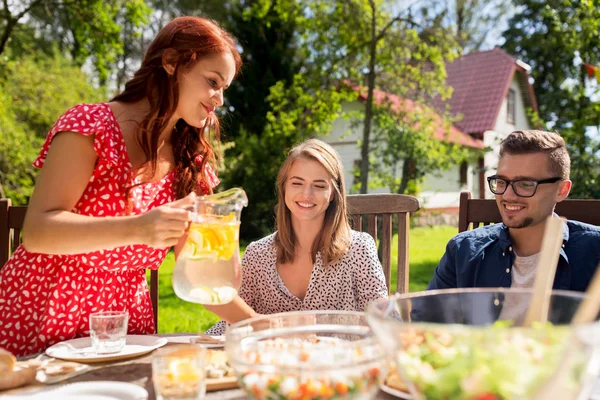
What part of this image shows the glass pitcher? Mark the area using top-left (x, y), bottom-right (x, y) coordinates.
top-left (172, 188), bottom-right (248, 305)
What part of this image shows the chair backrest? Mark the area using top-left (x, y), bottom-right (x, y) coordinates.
top-left (0, 199), bottom-right (27, 266)
top-left (150, 270), bottom-right (159, 329)
top-left (347, 193), bottom-right (420, 294)
top-left (0, 198), bottom-right (160, 330)
top-left (458, 191), bottom-right (600, 232)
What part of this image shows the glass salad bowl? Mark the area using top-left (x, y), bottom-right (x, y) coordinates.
top-left (225, 311), bottom-right (385, 400)
top-left (366, 288), bottom-right (600, 400)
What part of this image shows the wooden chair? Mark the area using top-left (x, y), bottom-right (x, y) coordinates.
top-left (0, 198), bottom-right (27, 267)
top-left (458, 191), bottom-right (600, 232)
top-left (0, 198), bottom-right (160, 331)
top-left (347, 193), bottom-right (420, 294)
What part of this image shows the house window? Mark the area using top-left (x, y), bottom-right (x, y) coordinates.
top-left (507, 89), bottom-right (516, 124)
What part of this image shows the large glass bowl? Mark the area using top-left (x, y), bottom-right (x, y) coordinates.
top-left (366, 288), bottom-right (600, 400)
top-left (225, 310), bottom-right (385, 399)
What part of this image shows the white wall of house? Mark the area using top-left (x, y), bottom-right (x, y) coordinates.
top-left (325, 101), bottom-right (364, 192)
top-left (419, 165), bottom-right (467, 209)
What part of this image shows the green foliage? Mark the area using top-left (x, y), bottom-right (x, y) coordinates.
top-left (502, 0), bottom-right (600, 198)
top-left (366, 101), bottom-right (476, 194)
top-left (420, 0), bottom-right (513, 52)
top-left (297, 0), bottom-right (465, 194)
top-left (0, 52), bottom-right (105, 204)
top-left (0, 90), bottom-right (42, 204)
top-left (3, 0), bottom-right (150, 82)
top-left (3, 53), bottom-right (105, 136)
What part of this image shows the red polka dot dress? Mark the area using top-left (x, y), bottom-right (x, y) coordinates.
top-left (0, 103), bottom-right (218, 356)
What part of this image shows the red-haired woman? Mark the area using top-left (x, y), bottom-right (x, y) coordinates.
top-left (0, 16), bottom-right (241, 356)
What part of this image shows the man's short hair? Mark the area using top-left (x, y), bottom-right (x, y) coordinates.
top-left (499, 130), bottom-right (571, 179)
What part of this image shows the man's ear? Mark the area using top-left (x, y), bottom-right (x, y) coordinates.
top-left (557, 179), bottom-right (572, 202)
top-left (162, 49), bottom-right (177, 75)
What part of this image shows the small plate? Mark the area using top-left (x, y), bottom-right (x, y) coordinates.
top-left (45, 335), bottom-right (167, 363)
top-left (50, 381), bottom-right (148, 399)
top-left (380, 383), bottom-right (413, 399)
top-left (36, 360), bottom-right (91, 384)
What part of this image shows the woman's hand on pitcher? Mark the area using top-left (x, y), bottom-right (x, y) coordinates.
top-left (135, 192), bottom-right (196, 248)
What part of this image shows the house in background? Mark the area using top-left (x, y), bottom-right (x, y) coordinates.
top-left (321, 47), bottom-right (538, 210)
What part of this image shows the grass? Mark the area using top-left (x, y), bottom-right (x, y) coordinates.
top-left (149, 225), bottom-right (457, 333)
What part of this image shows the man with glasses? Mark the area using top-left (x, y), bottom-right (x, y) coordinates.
top-left (428, 130), bottom-right (600, 292)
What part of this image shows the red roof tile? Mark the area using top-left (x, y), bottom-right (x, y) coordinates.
top-left (438, 47), bottom-right (537, 135)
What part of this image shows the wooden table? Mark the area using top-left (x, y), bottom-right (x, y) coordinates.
top-left (6, 338), bottom-right (399, 399)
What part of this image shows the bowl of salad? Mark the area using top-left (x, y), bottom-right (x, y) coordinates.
top-left (225, 310), bottom-right (385, 399)
top-left (366, 288), bottom-right (600, 400)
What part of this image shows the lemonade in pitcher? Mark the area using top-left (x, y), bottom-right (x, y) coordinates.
top-left (172, 188), bottom-right (247, 305)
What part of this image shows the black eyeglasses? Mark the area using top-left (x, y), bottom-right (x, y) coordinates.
top-left (487, 175), bottom-right (563, 198)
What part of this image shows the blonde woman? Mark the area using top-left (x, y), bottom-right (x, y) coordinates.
top-left (206, 139), bottom-right (387, 333)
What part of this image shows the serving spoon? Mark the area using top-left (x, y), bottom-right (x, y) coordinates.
top-left (524, 215), bottom-right (600, 399)
top-left (523, 216), bottom-right (566, 327)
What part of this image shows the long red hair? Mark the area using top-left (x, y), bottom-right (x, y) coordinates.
top-left (111, 16), bottom-right (242, 198)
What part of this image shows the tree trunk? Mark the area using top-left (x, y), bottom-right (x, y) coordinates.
top-left (456, 0), bottom-right (465, 48)
top-left (0, 18), bottom-right (17, 56)
top-left (0, 0), bottom-right (46, 56)
top-left (359, 2), bottom-right (378, 194)
top-left (397, 158), bottom-right (412, 194)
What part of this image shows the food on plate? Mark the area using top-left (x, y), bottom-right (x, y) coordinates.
top-left (395, 322), bottom-right (574, 400)
top-left (0, 348), bottom-right (16, 374)
top-left (41, 361), bottom-right (81, 376)
top-left (0, 347), bottom-right (36, 390)
top-left (385, 363), bottom-right (409, 393)
top-left (205, 349), bottom-right (235, 379)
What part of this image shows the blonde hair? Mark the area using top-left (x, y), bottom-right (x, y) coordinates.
top-left (274, 139), bottom-right (352, 266)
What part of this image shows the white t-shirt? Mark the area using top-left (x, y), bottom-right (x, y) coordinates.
top-left (498, 252), bottom-right (540, 323)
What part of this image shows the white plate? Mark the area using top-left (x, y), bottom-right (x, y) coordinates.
top-left (50, 381), bottom-right (148, 399)
top-left (380, 383), bottom-right (413, 399)
top-left (36, 360), bottom-right (91, 384)
top-left (45, 335), bottom-right (167, 363)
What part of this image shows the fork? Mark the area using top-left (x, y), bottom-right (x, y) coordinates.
top-left (50, 342), bottom-right (95, 355)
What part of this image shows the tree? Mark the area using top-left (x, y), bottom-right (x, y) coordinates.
top-left (368, 99), bottom-right (473, 195)
top-left (3, 53), bottom-right (105, 136)
top-left (1, 0), bottom-right (150, 82)
top-left (502, 0), bottom-right (600, 198)
top-left (0, 52), bottom-right (105, 204)
top-left (292, 0), bottom-right (462, 194)
top-left (0, 90), bottom-right (42, 204)
top-left (420, 0), bottom-right (513, 52)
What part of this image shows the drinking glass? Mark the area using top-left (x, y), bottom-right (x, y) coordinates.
top-left (89, 310), bottom-right (128, 354)
top-left (153, 345), bottom-right (207, 400)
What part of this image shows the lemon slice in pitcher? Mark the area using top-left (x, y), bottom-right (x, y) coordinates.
top-left (189, 286), bottom-right (219, 304)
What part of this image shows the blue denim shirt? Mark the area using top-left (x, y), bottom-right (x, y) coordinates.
top-left (427, 219), bottom-right (600, 292)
